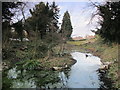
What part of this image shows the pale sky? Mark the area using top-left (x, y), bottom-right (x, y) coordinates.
top-left (55, 1), bottom-right (104, 37)
top-left (57, 2), bottom-right (98, 37)
top-left (12, 0), bottom-right (105, 38)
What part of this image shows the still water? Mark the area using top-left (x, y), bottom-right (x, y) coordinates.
top-left (62, 52), bottom-right (102, 88)
top-left (7, 52), bottom-right (103, 88)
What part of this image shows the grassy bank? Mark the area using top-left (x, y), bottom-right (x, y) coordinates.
top-left (2, 40), bottom-right (76, 89)
top-left (67, 38), bottom-right (96, 46)
top-left (67, 37), bottom-right (119, 88)
top-left (2, 40), bottom-right (76, 71)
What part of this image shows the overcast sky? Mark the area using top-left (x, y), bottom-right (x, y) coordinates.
top-left (57, 2), bottom-right (98, 37)
top-left (56, 1), bottom-right (106, 37)
top-left (12, 0), bottom-right (106, 37)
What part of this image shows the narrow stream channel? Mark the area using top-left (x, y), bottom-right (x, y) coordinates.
top-left (5, 52), bottom-right (104, 88)
top-left (62, 52), bottom-right (102, 88)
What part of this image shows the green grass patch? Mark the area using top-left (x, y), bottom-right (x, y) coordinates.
top-left (67, 40), bottom-right (87, 45)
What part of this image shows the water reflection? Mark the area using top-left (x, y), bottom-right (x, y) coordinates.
top-left (46, 52), bottom-right (102, 88)
top-left (5, 52), bottom-right (103, 88)
top-left (65, 52), bottom-right (102, 88)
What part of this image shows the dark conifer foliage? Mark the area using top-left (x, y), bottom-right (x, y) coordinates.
top-left (60, 11), bottom-right (73, 40)
top-left (96, 1), bottom-right (120, 43)
top-left (28, 2), bottom-right (59, 39)
top-left (2, 2), bottom-right (23, 22)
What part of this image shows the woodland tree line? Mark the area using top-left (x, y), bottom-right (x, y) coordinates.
top-left (2, 2), bottom-right (73, 66)
top-left (94, 1), bottom-right (120, 43)
top-left (2, 1), bottom-right (120, 66)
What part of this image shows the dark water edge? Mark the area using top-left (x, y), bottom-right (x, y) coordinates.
top-left (2, 52), bottom-right (116, 90)
top-left (2, 68), bottom-right (116, 90)
top-left (99, 70), bottom-right (117, 90)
